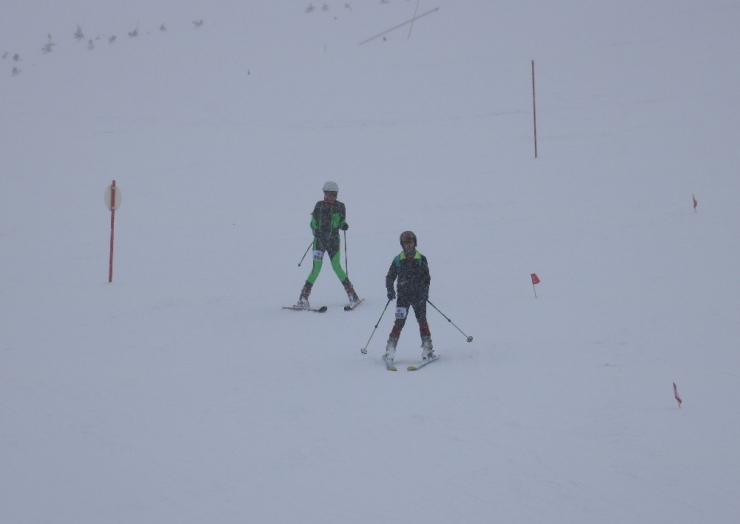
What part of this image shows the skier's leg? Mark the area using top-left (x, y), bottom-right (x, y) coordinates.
top-left (306, 247), bottom-right (325, 285)
top-left (386, 297), bottom-right (410, 362)
top-left (327, 242), bottom-right (348, 283)
top-left (342, 275), bottom-right (359, 303)
top-left (412, 301), bottom-right (434, 359)
top-left (412, 300), bottom-right (429, 331)
top-left (326, 239), bottom-right (358, 302)
top-left (297, 244), bottom-right (324, 307)
top-left (297, 281), bottom-right (313, 308)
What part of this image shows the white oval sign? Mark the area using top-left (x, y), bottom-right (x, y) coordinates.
top-left (104, 184), bottom-right (122, 211)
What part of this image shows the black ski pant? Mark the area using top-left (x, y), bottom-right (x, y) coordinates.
top-left (390, 296), bottom-right (430, 339)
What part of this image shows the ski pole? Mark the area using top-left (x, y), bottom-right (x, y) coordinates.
top-left (427, 299), bottom-right (473, 342)
top-left (343, 230), bottom-right (348, 278)
top-left (298, 240), bottom-right (313, 267)
top-left (360, 299), bottom-right (392, 354)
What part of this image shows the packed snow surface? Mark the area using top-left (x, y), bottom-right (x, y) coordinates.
top-left (2, 1), bottom-right (739, 522)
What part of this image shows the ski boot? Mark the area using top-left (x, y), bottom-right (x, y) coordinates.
top-left (384, 336), bottom-right (398, 366)
top-left (296, 282), bottom-right (312, 309)
top-left (343, 278), bottom-right (360, 304)
top-left (421, 335), bottom-right (436, 360)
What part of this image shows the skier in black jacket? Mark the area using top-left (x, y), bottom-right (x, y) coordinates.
top-left (384, 231), bottom-right (434, 365)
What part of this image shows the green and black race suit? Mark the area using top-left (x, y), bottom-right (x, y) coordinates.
top-left (305, 200), bottom-right (348, 285)
top-left (310, 199), bottom-right (346, 252)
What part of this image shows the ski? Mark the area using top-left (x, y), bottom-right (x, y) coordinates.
top-left (407, 355), bottom-right (440, 371)
top-left (282, 305), bottom-right (328, 313)
top-left (344, 298), bottom-right (365, 311)
top-left (382, 354), bottom-right (397, 371)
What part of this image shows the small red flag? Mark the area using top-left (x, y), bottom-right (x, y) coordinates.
top-left (531, 273), bottom-right (540, 285)
top-left (693, 194), bottom-right (697, 211)
top-left (673, 382), bottom-right (682, 407)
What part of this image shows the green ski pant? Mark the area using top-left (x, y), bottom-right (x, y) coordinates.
top-left (306, 242), bottom-right (347, 285)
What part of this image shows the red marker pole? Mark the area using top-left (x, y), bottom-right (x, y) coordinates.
top-left (532, 60), bottom-right (538, 159)
top-left (104, 181), bottom-right (122, 283)
top-left (109, 181), bottom-right (116, 282)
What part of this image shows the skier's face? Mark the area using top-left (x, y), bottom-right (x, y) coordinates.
top-left (402, 239), bottom-right (415, 254)
top-left (324, 191), bottom-right (337, 203)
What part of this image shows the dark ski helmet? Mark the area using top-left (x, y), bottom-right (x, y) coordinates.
top-left (399, 231), bottom-right (417, 248)
top-left (323, 181), bottom-right (339, 193)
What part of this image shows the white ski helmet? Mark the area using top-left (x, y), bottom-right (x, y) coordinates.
top-left (323, 181), bottom-right (339, 193)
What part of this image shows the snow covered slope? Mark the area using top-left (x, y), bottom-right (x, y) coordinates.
top-left (2, 1), bottom-right (739, 522)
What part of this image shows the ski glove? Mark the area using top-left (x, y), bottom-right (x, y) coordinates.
top-left (341, 223), bottom-right (349, 231)
top-left (419, 289), bottom-right (429, 302)
top-left (387, 291), bottom-right (396, 300)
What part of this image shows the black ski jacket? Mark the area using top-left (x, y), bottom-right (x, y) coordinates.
top-left (386, 250), bottom-right (430, 300)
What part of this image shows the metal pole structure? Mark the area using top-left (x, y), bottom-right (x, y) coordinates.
top-left (358, 7), bottom-right (439, 45)
top-left (408, 0), bottom-right (422, 39)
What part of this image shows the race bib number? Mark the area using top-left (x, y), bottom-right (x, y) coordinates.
top-left (395, 307), bottom-right (408, 320)
top-left (313, 250), bottom-right (325, 261)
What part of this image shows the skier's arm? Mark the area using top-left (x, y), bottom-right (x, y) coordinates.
top-left (310, 202), bottom-right (321, 237)
top-left (385, 260), bottom-right (398, 296)
top-left (338, 202), bottom-right (348, 231)
top-left (420, 256), bottom-right (431, 300)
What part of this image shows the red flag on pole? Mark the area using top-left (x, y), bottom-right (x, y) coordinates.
top-left (692, 194), bottom-right (697, 212)
top-left (530, 273), bottom-right (540, 298)
top-left (673, 382), bottom-right (682, 407)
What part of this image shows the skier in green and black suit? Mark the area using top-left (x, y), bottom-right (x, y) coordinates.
top-left (296, 181), bottom-right (360, 308)
top-left (384, 231), bottom-right (435, 365)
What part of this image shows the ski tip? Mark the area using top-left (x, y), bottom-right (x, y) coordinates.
top-left (282, 305), bottom-right (327, 312)
top-left (344, 298), bottom-right (365, 311)
top-left (407, 355), bottom-right (440, 371)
